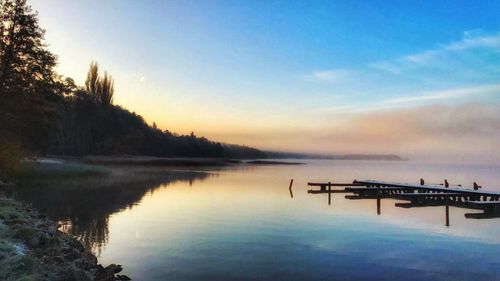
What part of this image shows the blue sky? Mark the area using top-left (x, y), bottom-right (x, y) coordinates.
top-left (30, 0), bottom-right (500, 162)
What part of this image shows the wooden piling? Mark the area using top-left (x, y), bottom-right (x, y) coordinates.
top-left (445, 201), bottom-right (450, 227)
top-left (328, 182), bottom-right (331, 205)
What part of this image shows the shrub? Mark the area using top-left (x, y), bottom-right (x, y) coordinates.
top-left (0, 139), bottom-right (24, 182)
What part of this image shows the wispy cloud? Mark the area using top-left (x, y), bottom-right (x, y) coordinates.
top-left (305, 69), bottom-right (354, 84)
top-left (310, 31), bottom-right (500, 117)
top-left (318, 83), bottom-right (500, 114)
top-left (310, 32), bottom-right (500, 95)
top-left (384, 84), bottom-right (500, 105)
top-left (317, 105), bottom-right (358, 113)
top-left (370, 32), bottom-right (500, 73)
top-left (445, 32), bottom-right (500, 51)
top-left (368, 62), bottom-right (402, 74)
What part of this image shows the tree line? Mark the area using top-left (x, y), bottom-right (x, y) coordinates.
top-left (0, 0), bottom-right (265, 179)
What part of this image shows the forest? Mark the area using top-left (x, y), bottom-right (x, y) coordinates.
top-left (0, 0), bottom-right (266, 179)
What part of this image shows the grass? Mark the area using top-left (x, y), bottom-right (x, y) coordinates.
top-left (16, 161), bottom-right (109, 181)
top-left (0, 197), bottom-right (48, 281)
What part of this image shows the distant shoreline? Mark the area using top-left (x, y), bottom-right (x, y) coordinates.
top-left (266, 153), bottom-right (404, 161)
top-left (55, 155), bottom-right (403, 167)
top-left (80, 156), bottom-right (305, 166)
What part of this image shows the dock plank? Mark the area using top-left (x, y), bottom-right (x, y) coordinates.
top-left (345, 187), bottom-right (414, 192)
top-left (308, 190), bottom-right (349, 194)
top-left (395, 193), bottom-right (462, 198)
top-left (463, 201), bottom-right (500, 205)
top-left (354, 180), bottom-right (500, 196)
top-left (308, 182), bottom-right (364, 187)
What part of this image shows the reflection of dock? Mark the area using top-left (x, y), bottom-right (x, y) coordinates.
top-left (307, 179), bottom-right (500, 225)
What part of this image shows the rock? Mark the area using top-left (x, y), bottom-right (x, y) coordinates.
top-left (105, 263), bottom-right (123, 274)
top-left (63, 247), bottom-right (81, 261)
top-left (55, 267), bottom-right (76, 281)
top-left (81, 251), bottom-right (98, 266)
top-left (67, 237), bottom-right (85, 252)
top-left (0, 195), bottom-right (129, 281)
top-left (94, 265), bottom-right (115, 281)
top-left (72, 269), bottom-right (93, 281)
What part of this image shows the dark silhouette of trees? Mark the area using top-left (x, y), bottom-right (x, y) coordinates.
top-left (0, 0), bottom-right (60, 177)
top-left (85, 62), bottom-right (100, 102)
top-left (0, 0), bottom-right (266, 178)
top-left (0, 0), bottom-right (56, 95)
top-left (84, 62), bottom-right (114, 107)
top-left (99, 71), bottom-right (114, 107)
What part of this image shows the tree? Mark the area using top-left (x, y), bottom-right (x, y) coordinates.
top-left (0, 0), bottom-right (57, 95)
top-left (84, 61), bottom-right (114, 107)
top-left (98, 71), bottom-right (113, 107)
top-left (85, 61), bottom-right (100, 102)
top-left (0, 0), bottom-right (58, 155)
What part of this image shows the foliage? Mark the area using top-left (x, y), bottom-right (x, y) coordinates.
top-left (85, 61), bottom-right (113, 107)
top-left (17, 162), bottom-right (109, 181)
top-left (0, 0), bottom-right (57, 95)
top-left (0, 0), bottom-right (59, 156)
top-left (0, 138), bottom-right (23, 181)
top-left (0, 0), bottom-right (266, 180)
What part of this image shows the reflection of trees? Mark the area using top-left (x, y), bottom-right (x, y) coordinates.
top-left (15, 170), bottom-right (210, 255)
top-left (63, 216), bottom-right (109, 257)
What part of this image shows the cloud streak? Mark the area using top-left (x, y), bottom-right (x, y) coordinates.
top-left (370, 32), bottom-right (500, 78)
top-left (383, 84), bottom-right (500, 105)
top-left (317, 83), bottom-right (500, 114)
top-left (305, 69), bottom-right (354, 84)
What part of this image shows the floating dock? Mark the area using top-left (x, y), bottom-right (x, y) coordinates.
top-left (307, 179), bottom-right (500, 222)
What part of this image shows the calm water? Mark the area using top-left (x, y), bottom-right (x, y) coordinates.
top-left (16, 160), bottom-right (500, 280)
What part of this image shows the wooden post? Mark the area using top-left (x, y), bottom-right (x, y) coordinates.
top-left (289, 179), bottom-right (294, 198)
top-left (328, 182), bottom-right (331, 205)
top-left (445, 197), bottom-right (450, 227)
top-left (377, 197), bottom-right (381, 215)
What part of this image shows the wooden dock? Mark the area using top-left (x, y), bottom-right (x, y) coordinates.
top-left (307, 179), bottom-right (500, 221)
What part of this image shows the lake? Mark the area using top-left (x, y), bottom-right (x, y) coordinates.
top-left (15, 160), bottom-right (500, 280)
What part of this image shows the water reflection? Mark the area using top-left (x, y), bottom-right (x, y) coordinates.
top-left (9, 160), bottom-right (500, 280)
top-left (15, 168), bottom-right (210, 255)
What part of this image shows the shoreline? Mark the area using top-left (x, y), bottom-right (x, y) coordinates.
top-left (67, 155), bottom-right (306, 167)
top-left (0, 192), bottom-right (131, 281)
top-left (0, 163), bottom-right (217, 281)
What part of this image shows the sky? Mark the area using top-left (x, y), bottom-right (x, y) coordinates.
top-left (30, 0), bottom-right (500, 163)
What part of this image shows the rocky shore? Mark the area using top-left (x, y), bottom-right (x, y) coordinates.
top-left (0, 194), bottom-right (131, 281)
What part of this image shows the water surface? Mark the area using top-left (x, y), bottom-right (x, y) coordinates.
top-left (16, 160), bottom-right (500, 280)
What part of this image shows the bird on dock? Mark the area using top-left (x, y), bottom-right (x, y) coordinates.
top-left (444, 179), bottom-right (449, 188)
top-left (420, 178), bottom-right (425, 185)
top-left (474, 182), bottom-right (482, 190)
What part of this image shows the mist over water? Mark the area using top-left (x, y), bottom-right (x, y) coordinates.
top-left (15, 160), bottom-right (500, 280)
